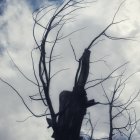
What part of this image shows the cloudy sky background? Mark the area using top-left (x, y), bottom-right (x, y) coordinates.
top-left (0, 0), bottom-right (140, 140)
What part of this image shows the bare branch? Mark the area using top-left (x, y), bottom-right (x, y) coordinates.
top-left (0, 78), bottom-right (47, 117)
top-left (85, 62), bottom-right (128, 90)
top-left (6, 49), bottom-right (38, 86)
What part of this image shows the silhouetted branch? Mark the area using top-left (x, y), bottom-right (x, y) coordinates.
top-left (0, 78), bottom-right (47, 117)
top-left (6, 49), bottom-right (38, 86)
top-left (101, 70), bottom-right (140, 140)
top-left (85, 62), bottom-right (128, 90)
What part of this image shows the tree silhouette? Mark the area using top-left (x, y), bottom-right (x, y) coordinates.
top-left (101, 71), bottom-right (140, 140)
top-left (0, 0), bottom-right (139, 140)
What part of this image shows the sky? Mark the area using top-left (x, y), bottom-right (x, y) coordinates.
top-left (0, 0), bottom-right (140, 140)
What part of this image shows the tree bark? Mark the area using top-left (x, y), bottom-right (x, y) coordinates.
top-left (56, 49), bottom-right (91, 140)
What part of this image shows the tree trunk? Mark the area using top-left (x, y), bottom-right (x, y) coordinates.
top-left (57, 87), bottom-right (87, 140)
top-left (56, 49), bottom-right (91, 140)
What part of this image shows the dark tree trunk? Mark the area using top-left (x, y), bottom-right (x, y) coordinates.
top-left (55, 49), bottom-right (91, 140)
top-left (57, 88), bottom-right (87, 140)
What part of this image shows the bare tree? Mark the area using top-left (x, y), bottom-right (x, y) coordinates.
top-left (101, 71), bottom-right (140, 140)
top-left (0, 0), bottom-right (138, 140)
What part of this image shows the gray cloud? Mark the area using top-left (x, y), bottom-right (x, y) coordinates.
top-left (0, 0), bottom-right (7, 15)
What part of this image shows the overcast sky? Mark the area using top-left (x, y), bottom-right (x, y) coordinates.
top-left (0, 0), bottom-right (140, 140)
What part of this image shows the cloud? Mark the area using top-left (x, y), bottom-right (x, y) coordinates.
top-left (26, 0), bottom-right (63, 11)
top-left (0, 0), bottom-right (140, 140)
top-left (26, 0), bottom-right (47, 10)
top-left (0, 0), bottom-right (53, 140)
top-left (0, 0), bottom-right (7, 15)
